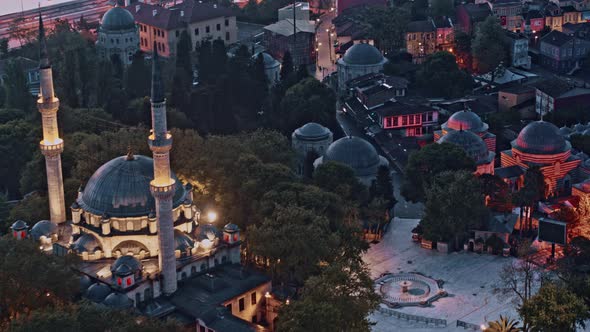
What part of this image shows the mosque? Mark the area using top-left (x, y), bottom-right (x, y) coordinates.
top-left (11, 16), bottom-right (277, 331)
top-left (96, 5), bottom-right (139, 66)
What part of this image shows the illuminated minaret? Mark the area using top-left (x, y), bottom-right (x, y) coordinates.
top-left (149, 43), bottom-right (177, 295)
top-left (38, 14), bottom-right (66, 224)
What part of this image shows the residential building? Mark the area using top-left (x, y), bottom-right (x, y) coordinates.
top-left (498, 85), bottom-right (535, 112)
top-left (263, 19), bottom-right (316, 66)
top-left (488, 0), bottom-right (524, 31)
top-left (336, 0), bottom-right (386, 15)
top-left (347, 73), bottom-right (409, 102)
top-left (129, 1), bottom-right (237, 57)
top-left (406, 20), bottom-right (436, 63)
top-left (456, 3), bottom-right (493, 34)
top-left (0, 56), bottom-right (39, 95)
top-left (504, 31), bottom-right (531, 69)
top-left (539, 30), bottom-right (590, 73)
top-left (278, 2), bottom-right (310, 20)
top-left (526, 10), bottom-right (546, 32)
top-left (434, 16), bottom-right (454, 52)
top-left (535, 79), bottom-right (590, 115)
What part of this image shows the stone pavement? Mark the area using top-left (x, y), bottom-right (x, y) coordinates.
top-left (365, 218), bottom-right (519, 331)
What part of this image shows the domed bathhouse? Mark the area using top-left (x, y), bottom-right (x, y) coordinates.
top-left (253, 52), bottom-right (281, 86)
top-left (314, 135), bottom-right (389, 185)
top-left (438, 130), bottom-right (495, 175)
top-left (292, 122), bottom-right (333, 176)
top-left (96, 5), bottom-right (139, 65)
top-left (495, 121), bottom-right (581, 197)
top-left (21, 22), bottom-right (275, 331)
top-left (434, 109), bottom-right (496, 153)
top-left (337, 43), bottom-right (388, 92)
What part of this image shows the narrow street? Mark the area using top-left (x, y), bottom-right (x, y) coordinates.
top-left (314, 10), bottom-right (337, 81)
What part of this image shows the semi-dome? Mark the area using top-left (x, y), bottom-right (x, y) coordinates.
top-left (31, 220), bottom-right (57, 240)
top-left (514, 121), bottom-right (568, 155)
top-left (438, 130), bottom-right (491, 164)
top-left (111, 255), bottom-right (142, 276)
top-left (559, 126), bottom-right (572, 136)
top-left (574, 123), bottom-right (586, 132)
top-left (341, 43), bottom-right (384, 65)
top-left (443, 110), bottom-right (488, 133)
top-left (254, 52), bottom-right (280, 69)
top-left (293, 122), bottom-right (332, 141)
top-left (80, 275), bottom-right (93, 292)
top-left (324, 136), bottom-right (381, 176)
top-left (174, 230), bottom-right (195, 252)
top-left (86, 283), bottom-right (112, 303)
top-left (101, 6), bottom-right (135, 31)
top-left (193, 223), bottom-right (221, 241)
top-left (103, 292), bottom-right (133, 309)
top-left (72, 233), bottom-right (102, 253)
top-left (78, 155), bottom-right (186, 218)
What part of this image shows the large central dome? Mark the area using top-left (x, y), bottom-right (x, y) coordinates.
top-left (78, 155), bottom-right (186, 218)
top-left (324, 136), bottom-right (381, 176)
top-left (514, 121), bottom-right (568, 155)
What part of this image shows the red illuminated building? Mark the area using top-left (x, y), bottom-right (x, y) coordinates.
top-left (496, 121), bottom-right (581, 197)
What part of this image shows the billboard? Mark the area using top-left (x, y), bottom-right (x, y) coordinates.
top-left (538, 218), bottom-right (567, 245)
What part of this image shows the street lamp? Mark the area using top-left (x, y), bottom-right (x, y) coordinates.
top-left (207, 211), bottom-right (217, 223)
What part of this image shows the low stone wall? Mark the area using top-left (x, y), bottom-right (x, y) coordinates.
top-left (377, 305), bottom-right (447, 327)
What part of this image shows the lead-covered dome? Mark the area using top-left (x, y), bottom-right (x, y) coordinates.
top-left (78, 155), bottom-right (186, 218)
top-left (514, 121), bottom-right (568, 155)
top-left (438, 130), bottom-right (492, 164)
top-left (101, 6), bottom-right (135, 31)
top-left (324, 136), bottom-right (381, 176)
top-left (293, 122), bottom-right (332, 141)
top-left (442, 110), bottom-right (488, 133)
top-left (342, 43), bottom-right (384, 65)
top-left (31, 220), bottom-right (57, 240)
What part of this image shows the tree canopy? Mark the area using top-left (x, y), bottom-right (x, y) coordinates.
top-left (416, 51), bottom-right (474, 98)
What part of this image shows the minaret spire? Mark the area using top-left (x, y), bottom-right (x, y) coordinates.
top-left (37, 13), bottom-right (66, 224)
top-left (149, 42), bottom-right (177, 295)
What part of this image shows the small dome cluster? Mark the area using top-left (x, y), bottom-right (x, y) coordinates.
top-left (438, 130), bottom-right (491, 164)
top-left (293, 122), bottom-right (332, 141)
top-left (442, 110), bottom-right (488, 133)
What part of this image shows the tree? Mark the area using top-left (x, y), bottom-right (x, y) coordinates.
top-left (248, 205), bottom-right (338, 287)
top-left (60, 50), bottom-right (79, 107)
top-left (401, 142), bottom-right (476, 202)
top-left (454, 30), bottom-right (472, 70)
top-left (416, 51), bottom-right (474, 98)
top-left (370, 165), bottom-right (396, 209)
top-left (8, 17), bottom-right (28, 47)
top-left (420, 170), bottom-right (489, 248)
top-left (76, 47), bottom-right (96, 108)
top-left (472, 16), bottom-right (507, 81)
top-left (0, 38), bottom-right (9, 59)
top-left (497, 240), bottom-right (544, 331)
top-left (430, 0), bottom-right (454, 17)
top-left (96, 60), bottom-right (113, 107)
top-left (5, 193), bottom-right (49, 232)
top-left (279, 78), bottom-right (338, 134)
top-left (170, 30), bottom-right (192, 108)
top-left (125, 52), bottom-right (150, 99)
top-left (8, 302), bottom-right (190, 332)
top-left (519, 283), bottom-right (588, 332)
top-left (276, 260), bottom-right (380, 332)
top-left (479, 173), bottom-right (511, 211)
top-left (280, 51), bottom-right (294, 81)
top-left (252, 53), bottom-right (268, 87)
top-left (0, 236), bottom-right (79, 322)
top-left (313, 161), bottom-right (368, 204)
top-left (4, 59), bottom-right (32, 111)
top-left (557, 236), bottom-right (590, 306)
top-left (484, 316), bottom-right (522, 332)
top-left (0, 119), bottom-right (36, 198)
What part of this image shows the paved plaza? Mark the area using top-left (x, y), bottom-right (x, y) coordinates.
top-left (365, 218), bottom-right (519, 331)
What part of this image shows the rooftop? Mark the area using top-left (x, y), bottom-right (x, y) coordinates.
top-left (263, 18), bottom-right (315, 36)
top-left (128, 1), bottom-right (235, 30)
top-left (535, 79), bottom-right (574, 97)
top-left (407, 20), bottom-right (435, 33)
top-left (541, 30), bottom-right (573, 47)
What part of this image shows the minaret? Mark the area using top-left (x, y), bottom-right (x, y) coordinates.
top-left (149, 43), bottom-right (177, 295)
top-left (38, 14), bottom-right (66, 224)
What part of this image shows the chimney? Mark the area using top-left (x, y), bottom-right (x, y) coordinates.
top-left (153, 9), bottom-right (157, 16)
top-left (180, 10), bottom-right (184, 16)
top-left (124, 0), bottom-right (131, 6)
top-left (135, 4), bottom-right (140, 12)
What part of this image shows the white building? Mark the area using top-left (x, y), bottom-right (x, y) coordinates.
top-left (337, 43), bottom-right (388, 92)
top-left (96, 5), bottom-right (140, 65)
top-left (292, 122), bottom-right (333, 176)
top-left (505, 31), bottom-right (531, 69)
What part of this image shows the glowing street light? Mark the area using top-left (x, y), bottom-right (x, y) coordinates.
top-left (207, 211), bottom-right (217, 223)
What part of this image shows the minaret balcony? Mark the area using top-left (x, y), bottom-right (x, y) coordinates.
top-left (37, 97), bottom-right (60, 112)
top-left (150, 180), bottom-right (176, 198)
top-left (40, 139), bottom-right (64, 154)
top-left (148, 133), bottom-right (173, 148)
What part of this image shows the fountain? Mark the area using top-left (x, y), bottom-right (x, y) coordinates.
top-left (375, 273), bottom-right (446, 307)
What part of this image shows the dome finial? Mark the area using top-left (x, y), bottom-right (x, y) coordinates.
top-left (126, 145), bottom-right (134, 160)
